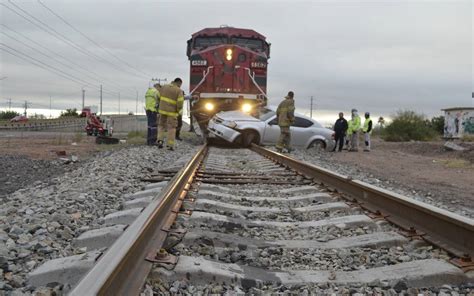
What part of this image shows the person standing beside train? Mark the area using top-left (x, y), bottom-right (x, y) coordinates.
top-left (144, 83), bottom-right (160, 146)
top-left (276, 91), bottom-right (295, 153)
top-left (362, 111), bottom-right (373, 151)
top-left (157, 78), bottom-right (184, 151)
top-left (332, 112), bottom-right (348, 152)
top-left (349, 108), bottom-right (361, 152)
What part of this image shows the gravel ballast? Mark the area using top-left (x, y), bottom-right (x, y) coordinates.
top-left (0, 141), bottom-right (198, 294)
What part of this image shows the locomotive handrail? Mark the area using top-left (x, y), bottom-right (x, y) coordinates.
top-left (235, 65), bottom-right (268, 99)
top-left (189, 66), bottom-right (214, 95)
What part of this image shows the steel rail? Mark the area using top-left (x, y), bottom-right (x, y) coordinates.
top-left (251, 144), bottom-right (474, 259)
top-left (70, 144), bottom-right (208, 296)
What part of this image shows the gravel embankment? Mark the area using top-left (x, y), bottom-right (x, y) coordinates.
top-left (289, 148), bottom-right (474, 219)
top-left (0, 141), bottom-right (199, 294)
top-left (0, 156), bottom-right (71, 199)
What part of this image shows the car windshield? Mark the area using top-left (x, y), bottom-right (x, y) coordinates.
top-left (231, 37), bottom-right (264, 51)
top-left (252, 108), bottom-right (275, 121)
top-left (194, 36), bottom-right (228, 48)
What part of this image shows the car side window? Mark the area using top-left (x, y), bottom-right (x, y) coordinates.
top-left (268, 117), bottom-right (278, 125)
top-left (292, 117), bottom-right (313, 128)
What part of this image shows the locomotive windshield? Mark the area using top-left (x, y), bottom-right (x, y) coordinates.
top-left (192, 36), bottom-right (265, 51)
top-left (231, 37), bottom-right (264, 51)
top-left (194, 36), bottom-right (228, 48)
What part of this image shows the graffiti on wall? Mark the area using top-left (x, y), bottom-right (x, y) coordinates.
top-left (444, 110), bottom-right (474, 138)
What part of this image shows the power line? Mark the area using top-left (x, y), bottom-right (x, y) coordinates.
top-left (1, 24), bottom-right (136, 97)
top-left (37, 0), bottom-right (152, 79)
top-left (2, 1), bottom-right (147, 80)
top-left (0, 44), bottom-right (119, 97)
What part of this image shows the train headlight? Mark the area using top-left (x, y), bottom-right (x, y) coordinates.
top-left (204, 102), bottom-right (214, 111)
top-left (226, 49), bottom-right (232, 61)
top-left (242, 103), bottom-right (252, 113)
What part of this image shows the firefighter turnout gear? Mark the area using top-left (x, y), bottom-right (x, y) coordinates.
top-left (145, 87), bottom-right (160, 145)
top-left (363, 113), bottom-right (373, 151)
top-left (349, 109), bottom-right (361, 152)
top-left (157, 82), bottom-right (184, 149)
top-left (276, 94), bottom-right (295, 152)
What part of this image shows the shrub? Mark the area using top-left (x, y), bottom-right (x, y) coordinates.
top-left (381, 110), bottom-right (437, 141)
top-left (60, 108), bottom-right (79, 117)
top-left (0, 110), bottom-right (20, 120)
top-left (430, 116), bottom-right (445, 135)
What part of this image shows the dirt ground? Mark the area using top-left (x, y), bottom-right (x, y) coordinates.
top-left (328, 138), bottom-right (474, 216)
top-left (0, 131), bottom-right (114, 160)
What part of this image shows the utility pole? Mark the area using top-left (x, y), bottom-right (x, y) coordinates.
top-left (100, 84), bottom-right (103, 115)
top-left (23, 100), bottom-right (28, 116)
top-left (118, 92), bottom-right (121, 115)
top-left (150, 78), bottom-right (167, 87)
top-left (7, 98), bottom-right (11, 110)
top-left (49, 95), bottom-right (52, 118)
top-left (310, 96), bottom-right (313, 119)
top-left (135, 89), bottom-right (138, 115)
top-left (82, 88), bottom-right (85, 110)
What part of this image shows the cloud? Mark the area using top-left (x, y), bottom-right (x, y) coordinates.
top-left (1, 0), bottom-right (471, 116)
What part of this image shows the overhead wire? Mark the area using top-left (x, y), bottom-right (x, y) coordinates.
top-left (0, 44), bottom-right (119, 97)
top-left (2, 1), bottom-right (149, 80)
top-left (37, 0), bottom-right (152, 79)
top-left (1, 24), bottom-right (137, 97)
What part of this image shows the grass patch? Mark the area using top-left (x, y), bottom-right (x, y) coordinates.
top-left (461, 135), bottom-right (474, 142)
top-left (438, 158), bottom-right (472, 169)
top-left (73, 132), bottom-right (83, 143)
top-left (128, 131), bottom-right (146, 138)
top-left (52, 134), bottom-right (65, 145)
top-left (127, 130), bottom-right (146, 145)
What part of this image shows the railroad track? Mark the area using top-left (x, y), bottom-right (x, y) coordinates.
top-left (28, 144), bottom-right (474, 295)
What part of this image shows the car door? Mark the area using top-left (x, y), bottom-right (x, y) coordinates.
top-left (290, 117), bottom-right (314, 146)
top-left (262, 116), bottom-right (281, 144)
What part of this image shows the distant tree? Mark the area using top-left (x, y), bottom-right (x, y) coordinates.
top-left (381, 110), bottom-right (437, 141)
top-left (128, 111), bottom-right (134, 115)
top-left (0, 110), bottom-right (20, 120)
top-left (60, 108), bottom-right (79, 117)
top-left (30, 113), bottom-right (47, 120)
top-left (430, 116), bottom-right (445, 135)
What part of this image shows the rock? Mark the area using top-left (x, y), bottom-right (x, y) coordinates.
top-left (444, 142), bottom-right (465, 151)
top-left (393, 280), bottom-right (408, 292)
top-left (9, 226), bottom-right (24, 235)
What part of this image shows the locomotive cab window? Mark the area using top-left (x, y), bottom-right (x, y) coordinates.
top-left (194, 36), bottom-right (228, 48)
top-left (292, 117), bottom-right (313, 128)
top-left (231, 37), bottom-right (264, 51)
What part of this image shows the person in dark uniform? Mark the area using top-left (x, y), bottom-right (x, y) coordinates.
top-left (332, 112), bottom-right (348, 152)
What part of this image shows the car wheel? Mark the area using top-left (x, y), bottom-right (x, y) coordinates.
top-left (241, 130), bottom-right (258, 147)
top-left (308, 139), bottom-right (326, 150)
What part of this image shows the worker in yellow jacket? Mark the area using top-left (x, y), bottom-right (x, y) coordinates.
top-left (276, 91), bottom-right (295, 153)
top-left (144, 83), bottom-right (160, 145)
top-left (157, 78), bottom-right (184, 150)
top-left (349, 108), bottom-right (361, 152)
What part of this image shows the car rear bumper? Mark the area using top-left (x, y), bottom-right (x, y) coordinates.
top-left (207, 120), bottom-right (241, 143)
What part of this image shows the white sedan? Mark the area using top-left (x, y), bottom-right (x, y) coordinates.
top-left (208, 107), bottom-right (335, 149)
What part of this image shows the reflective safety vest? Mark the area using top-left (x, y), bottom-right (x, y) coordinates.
top-left (276, 97), bottom-right (295, 127)
top-left (352, 115), bottom-right (361, 131)
top-left (347, 119), bottom-right (353, 134)
top-left (158, 83), bottom-right (184, 118)
top-left (363, 117), bottom-right (373, 134)
top-left (145, 88), bottom-right (159, 112)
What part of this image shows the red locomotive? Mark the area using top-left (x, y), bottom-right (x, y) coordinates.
top-left (186, 26), bottom-right (271, 130)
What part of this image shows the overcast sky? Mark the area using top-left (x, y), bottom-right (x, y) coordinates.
top-left (1, 0), bottom-right (472, 119)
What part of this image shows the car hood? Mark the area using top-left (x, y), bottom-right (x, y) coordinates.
top-left (215, 111), bottom-right (260, 122)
